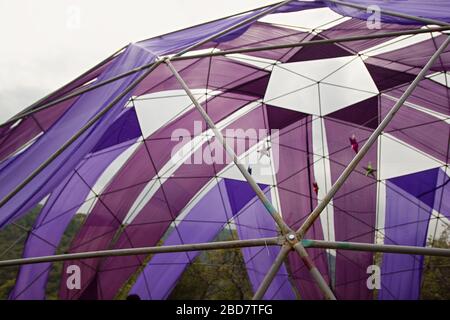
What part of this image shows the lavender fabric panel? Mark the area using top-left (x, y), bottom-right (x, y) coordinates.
top-left (324, 119), bottom-right (377, 300)
top-left (434, 169), bottom-right (450, 219)
top-left (379, 180), bottom-right (433, 300)
top-left (130, 180), bottom-right (235, 300)
top-left (235, 189), bottom-right (296, 300)
top-left (0, 44), bottom-right (155, 229)
top-left (10, 143), bottom-right (128, 300)
top-left (328, 0), bottom-right (450, 25)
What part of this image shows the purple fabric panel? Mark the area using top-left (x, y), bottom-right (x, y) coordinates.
top-left (381, 96), bottom-right (449, 164)
top-left (133, 59), bottom-right (201, 97)
top-left (0, 98), bottom-right (76, 163)
top-left (324, 118), bottom-right (377, 300)
top-left (273, 114), bottom-right (330, 299)
top-left (0, 44), bottom-right (155, 229)
top-left (373, 35), bottom-right (450, 72)
top-left (59, 94), bottom-right (254, 300)
top-left (434, 169), bottom-right (450, 219)
top-left (234, 188), bottom-right (296, 300)
top-left (365, 63), bottom-right (417, 92)
top-left (74, 107), bottom-right (267, 300)
top-left (328, 0), bottom-right (450, 25)
top-left (320, 18), bottom-right (418, 53)
top-left (10, 143), bottom-right (128, 300)
top-left (384, 79), bottom-right (450, 116)
top-left (92, 108), bottom-right (141, 152)
top-left (379, 180), bottom-right (433, 300)
top-left (390, 168), bottom-right (440, 209)
top-left (129, 180), bottom-right (232, 300)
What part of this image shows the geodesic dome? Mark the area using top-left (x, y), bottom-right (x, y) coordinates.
top-left (1, 0), bottom-right (450, 300)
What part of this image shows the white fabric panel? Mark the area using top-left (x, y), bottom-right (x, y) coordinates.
top-left (134, 89), bottom-right (211, 138)
top-left (378, 134), bottom-right (442, 180)
top-left (427, 72), bottom-right (450, 87)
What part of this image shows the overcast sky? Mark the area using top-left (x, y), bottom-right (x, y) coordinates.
top-left (0, 0), bottom-right (280, 122)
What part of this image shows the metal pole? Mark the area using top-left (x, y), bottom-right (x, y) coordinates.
top-left (252, 244), bottom-right (291, 300)
top-left (173, 0), bottom-right (296, 57)
top-left (292, 242), bottom-right (336, 300)
top-left (296, 36), bottom-right (450, 238)
top-left (327, 0), bottom-right (450, 27)
top-left (165, 59), bottom-right (291, 235)
top-left (1, 236), bottom-right (448, 268)
top-left (302, 239), bottom-right (450, 257)
top-left (5, 26), bottom-right (449, 126)
top-left (0, 237), bottom-right (281, 268)
top-left (172, 26), bottom-right (450, 60)
top-left (0, 60), bottom-right (163, 210)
